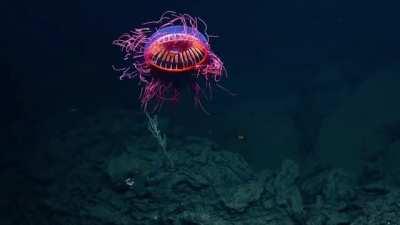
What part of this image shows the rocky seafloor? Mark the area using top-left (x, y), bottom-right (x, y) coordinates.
top-left (2, 109), bottom-right (400, 225)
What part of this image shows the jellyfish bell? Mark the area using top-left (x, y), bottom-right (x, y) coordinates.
top-left (144, 25), bottom-right (210, 74)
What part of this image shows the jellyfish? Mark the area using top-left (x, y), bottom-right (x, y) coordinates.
top-left (113, 11), bottom-right (228, 114)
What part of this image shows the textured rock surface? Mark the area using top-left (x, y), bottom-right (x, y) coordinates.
top-left (351, 191), bottom-right (400, 225)
top-left (4, 109), bottom-right (400, 225)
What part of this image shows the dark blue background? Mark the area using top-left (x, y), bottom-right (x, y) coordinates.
top-left (3, 0), bottom-right (400, 175)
